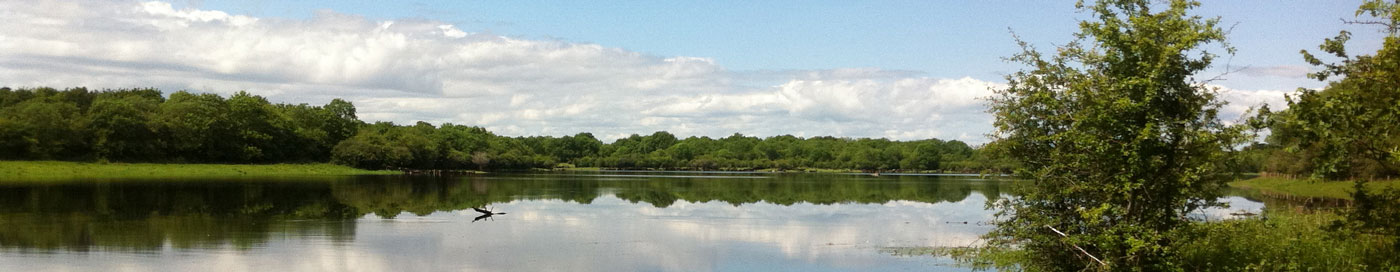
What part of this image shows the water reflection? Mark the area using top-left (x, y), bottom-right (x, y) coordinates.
top-left (0, 173), bottom-right (1009, 271)
top-left (1189, 196), bottom-right (1266, 221)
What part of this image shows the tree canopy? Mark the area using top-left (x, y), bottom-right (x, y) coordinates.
top-left (0, 88), bottom-right (362, 164)
top-left (1257, 0), bottom-right (1400, 181)
top-left (986, 0), bottom-right (1241, 270)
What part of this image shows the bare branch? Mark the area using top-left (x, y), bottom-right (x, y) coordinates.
top-left (1046, 225), bottom-right (1108, 267)
top-left (1340, 18), bottom-right (1400, 35)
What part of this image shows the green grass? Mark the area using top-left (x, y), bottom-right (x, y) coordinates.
top-left (924, 206), bottom-right (1398, 271)
top-left (1229, 177), bottom-right (1400, 200)
top-left (0, 160), bottom-right (398, 181)
top-left (1174, 208), bottom-right (1398, 271)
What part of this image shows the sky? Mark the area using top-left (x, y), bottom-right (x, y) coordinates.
top-left (0, 0), bottom-right (1390, 144)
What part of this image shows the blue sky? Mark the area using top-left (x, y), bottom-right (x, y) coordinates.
top-left (187, 0), bottom-right (1373, 87)
top-left (1, 1), bottom-right (1389, 143)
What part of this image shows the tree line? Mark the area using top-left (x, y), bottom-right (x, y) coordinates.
top-left (0, 87), bottom-right (1014, 173)
top-left (0, 87), bottom-right (360, 163)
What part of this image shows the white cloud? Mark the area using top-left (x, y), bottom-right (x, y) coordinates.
top-left (4, 1), bottom-right (1269, 145)
top-left (1213, 85), bottom-right (1291, 123)
top-left (637, 77), bottom-right (1000, 140)
top-left (140, 1), bottom-right (258, 26)
top-left (1237, 65), bottom-right (1310, 79)
top-left (0, 0), bottom-right (1002, 143)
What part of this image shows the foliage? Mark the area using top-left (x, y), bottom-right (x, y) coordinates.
top-left (87, 89), bottom-right (164, 161)
top-left (579, 132), bottom-right (1011, 172)
top-left (1265, 0), bottom-right (1400, 180)
top-left (0, 87), bottom-right (89, 160)
top-left (0, 87), bottom-right (364, 164)
top-left (1331, 180), bottom-right (1400, 251)
top-left (1, 87), bottom-right (1010, 172)
top-left (985, 0), bottom-right (1240, 270)
top-left (1252, 1), bottom-right (1400, 260)
top-left (1173, 208), bottom-right (1398, 271)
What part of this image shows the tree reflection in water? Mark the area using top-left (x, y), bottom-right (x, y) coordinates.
top-left (0, 173), bottom-right (1005, 252)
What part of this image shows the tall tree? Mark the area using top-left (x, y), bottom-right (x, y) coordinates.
top-left (224, 91), bottom-right (292, 162)
top-left (1277, 0), bottom-right (1400, 253)
top-left (88, 90), bottom-right (164, 161)
top-left (153, 91), bottom-right (232, 162)
top-left (323, 99), bottom-right (361, 145)
top-left (1268, 0), bottom-right (1400, 180)
top-left (986, 0), bottom-right (1239, 270)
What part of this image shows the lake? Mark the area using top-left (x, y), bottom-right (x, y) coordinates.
top-left (0, 172), bottom-right (1262, 271)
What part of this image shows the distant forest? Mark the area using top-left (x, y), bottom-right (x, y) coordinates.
top-left (0, 87), bottom-right (1016, 172)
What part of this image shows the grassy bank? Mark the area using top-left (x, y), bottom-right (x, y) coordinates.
top-left (1173, 207), bottom-right (1397, 270)
top-left (0, 161), bottom-right (398, 181)
top-left (932, 207), bottom-right (1398, 270)
top-left (1229, 177), bottom-right (1400, 200)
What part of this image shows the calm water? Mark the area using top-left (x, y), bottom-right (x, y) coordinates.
top-left (0, 172), bottom-right (1262, 271)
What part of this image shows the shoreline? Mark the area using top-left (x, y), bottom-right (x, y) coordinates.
top-left (552, 166), bottom-right (1004, 175)
top-left (0, 161), bottom-right (398, 181)
top-left (1228, 176), bottom-right (1400, 200)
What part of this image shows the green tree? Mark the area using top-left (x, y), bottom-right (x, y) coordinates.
top-left (904, 142), bottom-right (943, 170)
top-left (88, 91), bottom-right (163, 161)
top-left (224, 91), bottom-right (295, 162)
top-left (0, 115), bottom-right (23, 159)
top-left (0, 92), bottom-right (88, 159)
top-left (640, 131), bottom-right (678, 154)
top-left (563, 132), bottom-right (603, 161)
top-left (330, 124), bottom-right (413, 169)
top-left (667, 138), bottom-right (702, 162)
top-left (399, 121), bottom-right (443, 168)
top-left (153, 91), bottom-right (233, 162)
top-left (1278, 0), bottom-right (1400, 255)
top-left (0, 86), bottom-right (1013, 172)
top-left (436, 124), bottom-right (493, 168)
top-left (985, 0), bottom-right (1239, 270)
top-left (1269, 0), bottom-right (1400, 180)
top-left (323, 99), bottom-right (361, 145)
